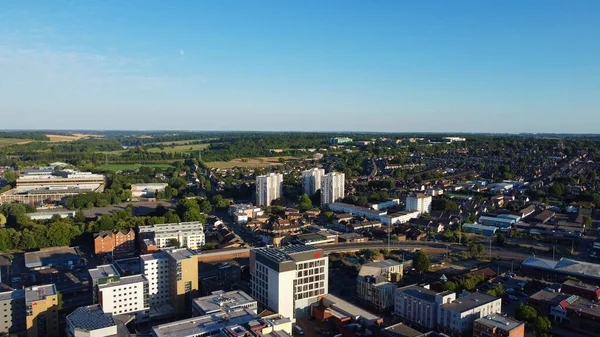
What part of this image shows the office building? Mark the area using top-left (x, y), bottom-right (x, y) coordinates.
top-left (359, 260), bottom-right (403, 281)
top-left (138, 221), bottom-right (205, 251)
top-left (66, 305), bottom-right (125, 337)
top-left (25, 210), bottom-right (76, 220)
top-left (356, 275), bottom-right (397, 310)
top-left (140, 252), bottom-right (170, 308)
top-left (130, 183), bottom-right (168, 198)
top-left (150, 308), bottom-right (292, 337)
top-left (256, 173), bottom-right (283, 207)
top-left (94, 229), bottom-right (135, 257)
top-left (406, 194), bottom-right (432, 214)
top-left (329, 137), bottom-right (353, 145)
top-left (166, 248), bottom-right (199, 315)
top-left (473, 314), bottom-right (524, 337)
top-left (97, 274), bottom-right (150, 322)
top-left (192, 290), bottom-right (257, 316)
top-left (301, 168), bottom-right (324, 196)
top-left (251, 245), bottom-right (328, 320)
top-left (88, 264), bottom-right (121, 304)
top-left (438, 292), bottom-right (502, 335)
top-left (394, 285), bottom-right (456, 331)
top-left (321, 172), bottom-right (345, 206)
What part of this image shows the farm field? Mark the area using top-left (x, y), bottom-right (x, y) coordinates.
top-left (45, 133), bottom-right (103, 142)
top-left (0, 138), bottom-right (33, 147)
top-left (96, 163), bottom-right (174, 172)
top-left (204, 156), bottom-right (298, 169)
top-left (146, 143), bottom-right (211, 153)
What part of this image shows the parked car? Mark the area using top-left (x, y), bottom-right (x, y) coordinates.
top-left (505, 288), bottom-right (515, 293)
top-left (293, 325), bottom-right (304, 336)
top-left (517, 282), bottom-right (527, 287)
top-left (508, 295), bottom-right (519, 301)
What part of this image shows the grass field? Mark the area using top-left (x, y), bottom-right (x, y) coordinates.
top-left (205, 156), bottom-right (298, 169)
top-left (0, 138), bottom-right (34, 147)
top-left (97, 163), bottom-right (175, 171)
top-left (147, 143), bottom-right (211, 153)
top-left (45, 133), bottom-right (103, 142)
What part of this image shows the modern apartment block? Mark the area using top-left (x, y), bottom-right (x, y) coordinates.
top-left (0, 285), bottom-right (59, 337)
top-left (138, 221), bottom-right (205, 251)
top-left (26, 284), bottom-right (60, 337)
top-left (97, 274), bottom-right (150, 322)
top-left (473, 314), bottom-right (524, 337)
top-left (394, 285), bottom-right (456, 331)
top-left (301, 168), bottom-right (325, 196)
top-left (406, 194), bottom-right (432, 214)
top-left (357, 260), bottom-right (403, 310)
top-left (251, 245), bottom-right (328, 320)
top-left (88, 264), bottom-right (121, 304)
top-left (93, 229), bottom-right (135, 257)
top-left (438, 292), bottom-right (502, 335)
top-left (321, 172), bottom-right (345, 206)
top-left (256, 173), bottom-right (284, 207)
top-left (166, 248), bottom-right (199, 315)
top-left (140, 252), bottom-right (170, 307)
top-left (192, 290), bottom-right (257, 316)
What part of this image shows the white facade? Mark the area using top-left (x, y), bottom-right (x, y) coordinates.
top-left (437, 293), bottom-right (502, 334)
top-left (256, 173), bottom-right (284, 207)
top-left (321, 172), bottom-right (345, 206)
top-left (327, 202), bottom-right (386, 220)
top-left (381, 211), bottom-right (420, 226)
top-left (406, 194), bottom-right (432, 214)
top-left (140, 252), bottom-right (170, 307)
top-left (98, 275), bottom-right (149, 322)
top-left (301, 168), bottom-right (325, 196)
top-left (251, 246), bottom-right (328, 320)
top-left (138, 221), bottom-right (205, 249)
top-left (394, 285), bottom-right (456, 330)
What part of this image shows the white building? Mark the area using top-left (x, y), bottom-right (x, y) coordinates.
top-left (251, 245), bottom-right (328, 320)
top-left (321, 172), bottom-right (345, 206)
top-left (368, 199), bottom-right (400, 211)
top-left (327, 202), bottom-right (386, 220)
top-left (301, 168), bottom-right (325, 196)
top-left (192, 290), bottom-right (257, 316)
top-left (97, 274), bottom-right (149, 322)
top-left (66, 305), bottom-right (119, 337)
top-left (138, 221), bottom-right (205, 249)
top-left (381, 211), bottom-right (420, 226)
top-left (406, 194), bottom-right (432, 214)
top-left (140, 252), bottom-right (170, 307)
top-left (256, 173), bottom-right (283, 207)
top-left (438, 292), bottom-right (502, 335)
top-left (394, 285), bottom-right (456, 331)
top-left (130, 183), bottom-right (169, 198)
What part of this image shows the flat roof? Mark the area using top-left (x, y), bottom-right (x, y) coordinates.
top-left (383, 323), bottom-right (423, 337)
top-left (165, 248), bottom-right (196, 261)
top-left (192, 290), bottom-right (256, 314)
top-left (151, 308), bottom-right (258, 337)
top-left (25, 284), bottom-right (57, 303)
top-left (321, 294), bottom-right (380, 321)
top-left (397, 285), bottom-right (439, 302)
top-left (98, 275), bottom-right (146, 290)
top-left (24, 246), bottom-right (79, 266)
top-left (89, 264), bottom-right (120, 281)
top-left (522, 257), bottom-right (600, 281)
top-left (441, 292), bottom-right (499, 313)
top-left (0, 289), bottom-right (25, 302)
top-left (475, 314), bottom-right (523, 331)
top-left (67, 304), bottom-right (116, 331)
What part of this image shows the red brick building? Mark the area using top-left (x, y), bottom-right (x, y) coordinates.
top-left (94, 229), bottom-right (135, 257)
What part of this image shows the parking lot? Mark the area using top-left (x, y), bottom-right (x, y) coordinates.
top-left (481, 273), bottom-right (552, 317)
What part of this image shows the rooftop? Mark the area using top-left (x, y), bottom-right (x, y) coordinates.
top-left (140, 251), bottom-right (167, 262)
top-left (89, 264), bottom-right (120, 281)
top-left (562, 280), bottom-right (600, 292)
top-left (25, 284), bottom-right (57, 303)
top-left (24, 246), bottom-right (79, 266)
top-left (193, 290), bottom-right (256, 314)
top-left (321, 294), bottom-right (380, 321)
top-left (98, 275), bottom-right (146, 290)
top-left (165, 248), bottom-right (196, 261)
top-left (255, 245), bottom-right (322, 264)
top-left (522, 256), bottom-right (600, 281)
top-left (0, 289), bottom-right (25, 302)
top-left (151, 308), bottom-right (258, 337)
top-left (475, 314), bottom-right (524, 331)
top-left (397, 285), bottom-right (439, 302)
top-left (67, 304), bottom-right (116, 332)
top-left (383, 323), bottom-right (423, 337)
top-left (441, 292), bottom-right (499, 312)
top-left (528, 290), bottom-right (572, 304)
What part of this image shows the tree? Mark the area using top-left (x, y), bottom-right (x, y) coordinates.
top-left (486, 284), bottom-right (504, 297)
top-left (443, 281), bottom-right (459, 292)
top-left (495, 233), bottom-right (505, 245)
top-left (535, 316), bottom-right (552, 337)
top-left (515, 303), bottom-right (537, 323)
top-left (164, 210), bottom-right (181, 223)
top-left (57, 291), bottom-right (63, 310)
top-left (183, 209), bottom-right (205, 222)
top-left (0, 213), bottom-right (6, 227)
top-left (18, 230), bottom-right (38, 250)
top-left (3, 170), bottom-right (18, 186)
top-left (298, 194), bottom-right (313, 212)
top-left (583, 216), bottom-right (592, 228)
top-left (413, 250), bottom-right (431, 274)
top-left (46, 221), bottom-right (81, 247)
top-left (168, 238), bottom-right (180, 248)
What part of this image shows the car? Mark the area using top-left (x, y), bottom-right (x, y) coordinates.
top-left (517, 282), bottom-right (527, 287)
top-left (520, 292), bottom-right (529, 297)
top-left (293, 325), bottom-right (305, 336)
top-left (11, 277), bottom-right (21, 283)
top-left (508, 295), bottom-right (519, 301)
top-left (505, 288), bottom-right (515, 293)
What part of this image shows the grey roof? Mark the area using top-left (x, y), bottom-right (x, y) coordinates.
top-left (67, 305), bottom-right (116, 331)
top-left (89, 264), bottom-right (120, 281)
top-left (255, 245), bottom-right (321, 263)
top-left (25, 284), bottom-right (57, 303)
top-left (383, 323), bottom-right (423, 337)
top-left (0, 289), bottom-right (25, 302)
top-left (522, 256), bottom-right (600, 281)
top-left (151, 308), bottom-right (258, 337)
top-left (98, 275), bottom-right (146, 289)
top-left (359, 259), bottom-right (402, 277)
top-left (441, 292), bottom-right (499, 313)
top-left (165, 248), bottom-right (196, 261)
top-left (528, 290), bottom-right (571, 304)
top-left (475, 314), bottom-right (523, 331)
top-left (24, 246), bottom-right (79, 266)
top-left (140, 251), bottom-right (167, 262)
top-left (396, 285), bottom-right (439, 302)
top-left (192, 290), bottom-right (256, 314)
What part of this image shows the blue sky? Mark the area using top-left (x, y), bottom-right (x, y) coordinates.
top-left (1, 0), bottom-right (599, 133)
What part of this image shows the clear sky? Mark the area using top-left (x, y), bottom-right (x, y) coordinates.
top-left (1, 0), bottom-right (599, 133)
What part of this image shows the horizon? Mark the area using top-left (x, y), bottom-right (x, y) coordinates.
top-left (2, 1), bottom-right (599, 132)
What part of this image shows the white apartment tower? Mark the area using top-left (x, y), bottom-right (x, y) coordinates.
top-left (301, 168), bottom-right (325, 196)
top-left (251, 245), bottom-right (328, 320)
top-left (256, 173), bottom-right (284, 207)
top-left (140, 252), bottom-right (170, 307)
top-left (321, 172), bottom-right (345, 206)
top-left (406, 193), bottom-right (432, 214)
top-left (97, 275), bottom-right (150, 322)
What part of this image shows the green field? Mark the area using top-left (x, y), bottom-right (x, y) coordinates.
top-left (147, 143), bottom-right (211, 153)
top-left (97, 163), bottom-right (175, 171)
top-left (205, 156), bottom-right (298, 169)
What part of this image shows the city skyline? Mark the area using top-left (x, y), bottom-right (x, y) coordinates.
top-left (2, 0), bottom-right (599, 133)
